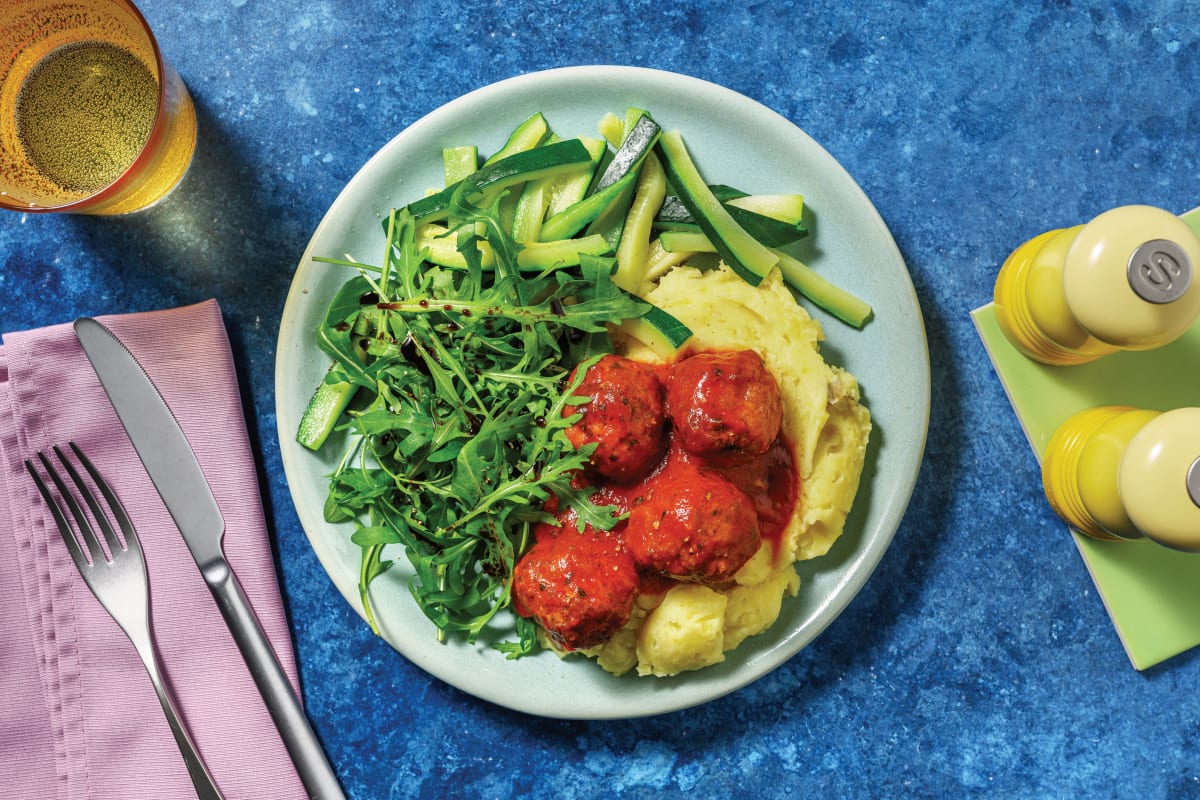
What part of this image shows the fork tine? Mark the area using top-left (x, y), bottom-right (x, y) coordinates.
top-left (54, 444), bottom-right (128, 559)
top-left (35, 450), bottom-right (107, 566)
top-left (68, 441), bottom-right (142, 561)
top-left (24, 457), bottom-right (90, 570)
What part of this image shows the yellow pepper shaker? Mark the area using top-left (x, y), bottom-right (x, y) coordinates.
top-left (1042, 406), bottom-right (1200, 551)
top-left (994, 205), bottom-right (1200, 365)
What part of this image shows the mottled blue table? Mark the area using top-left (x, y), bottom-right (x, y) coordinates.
top-left (4, 2), bottom-right (1199, 797)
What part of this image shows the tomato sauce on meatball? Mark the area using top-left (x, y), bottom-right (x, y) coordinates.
top-left (512, 526), bottom-right (640, 651)
top-left (564, 354), bottom-right (667, 484)
top-left (514, 347), bottom-right (797, 651)
top-left (625, 454), bottom-right (762, 584)
top-left (666, 350), bottom-right (783, 464)
top-left (718, 437), bottom-right (799, 544)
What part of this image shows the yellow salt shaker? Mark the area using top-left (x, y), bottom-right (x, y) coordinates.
top-left (994, 205), bottom-right (1200, 365)
top-left (1042, 406), bottom-right (1200, 551)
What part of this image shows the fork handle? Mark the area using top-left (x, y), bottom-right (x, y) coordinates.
top-left (202, 558), bottom-right (346, 800)
top-left (130, 636), bottom-right (225, 799)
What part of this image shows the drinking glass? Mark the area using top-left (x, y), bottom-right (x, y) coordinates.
top-left (0, 0), bottom-right (197, 215)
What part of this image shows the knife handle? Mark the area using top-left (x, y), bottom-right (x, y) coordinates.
top-left (203, 558), bottom-right (346, 800)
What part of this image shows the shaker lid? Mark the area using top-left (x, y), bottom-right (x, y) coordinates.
top-left (1118, 407), bottom-right (1200, 552)
top-left (1063, 205), bottom-right (1200, 349)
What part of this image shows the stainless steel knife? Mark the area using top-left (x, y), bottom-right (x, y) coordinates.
top-left (74, 317), bottom-right (345, 800)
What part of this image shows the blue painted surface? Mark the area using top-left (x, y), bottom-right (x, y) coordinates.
top-left (4, 1), bottom-right (1200, 797)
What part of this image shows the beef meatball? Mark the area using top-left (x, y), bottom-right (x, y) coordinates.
top-left (667, 349), bottom-right (783, 464)
top-left (512, 527), bottom-right (640, 650)
top-left (626, 457), bottom-right (761, 584)
top-left (564, 354), bottom-right (666, 483)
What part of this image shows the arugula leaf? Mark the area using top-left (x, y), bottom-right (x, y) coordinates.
top-left (309, 183), bottom-right (645, 655)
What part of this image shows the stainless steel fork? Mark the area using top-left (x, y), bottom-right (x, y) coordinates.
top-left (26, 443), bottom-right (225, 800)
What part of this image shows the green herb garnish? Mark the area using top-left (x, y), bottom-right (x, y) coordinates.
top-left (310, 195), bottom-right (647, 656)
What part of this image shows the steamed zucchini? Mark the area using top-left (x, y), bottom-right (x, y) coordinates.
top-left (725, 192), bottom-right (805, 225)
top-left (586, 112), bottom-right (661, 251)
top-left (453, 138), bottom-right (594, 209)
top-left (656, 130), bottom-right (778, 285)
top-left (540, 113), bottom-right (661, 243)
top-left (406, 139), bottom-right (594, 227)
top-left (656, 191), bottom-right (808, 247)
top-left (417, 224), bottom-right (610, 271)
top-left (617, 299), bottom-right (694, 359)
top-left (772, 249), bottom-right (873, 328)
top-left (297, 371), bottom-right (357, 451)
top-left (483, 112), bottom-right (551, 165)
top-left (545, 136), bottom-right (608, 217)
top-left (658, 229), bottom-right (715, 254)
top-left (363, 109), bottom-right (870, 334)
top-left (539, 170), bottom-right (639, 242)
top-left (591, 112), bottom-right (660, 194)
top-left (442, 145), bottom-right (479, 186)
top-left (612, 152), bottom-right (667, 293)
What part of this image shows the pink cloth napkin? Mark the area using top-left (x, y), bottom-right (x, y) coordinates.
top-left (0, 300), bottom-right (308, 799)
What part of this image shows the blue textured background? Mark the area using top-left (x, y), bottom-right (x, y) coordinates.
top-left (4, 1), bottom-right (1200, 797)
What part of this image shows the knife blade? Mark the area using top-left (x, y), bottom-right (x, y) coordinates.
top-left (74, 316), bottom-right (345, 800)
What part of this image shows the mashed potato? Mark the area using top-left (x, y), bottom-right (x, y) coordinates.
top-left (576, 263), bottom-right (871, 677)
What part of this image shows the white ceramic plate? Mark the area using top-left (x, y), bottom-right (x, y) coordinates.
top-left (276, 66), bottom-right (929, 720)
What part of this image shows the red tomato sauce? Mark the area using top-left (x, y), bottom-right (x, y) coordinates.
top-left (511, 350), bottom-right (801, 650)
